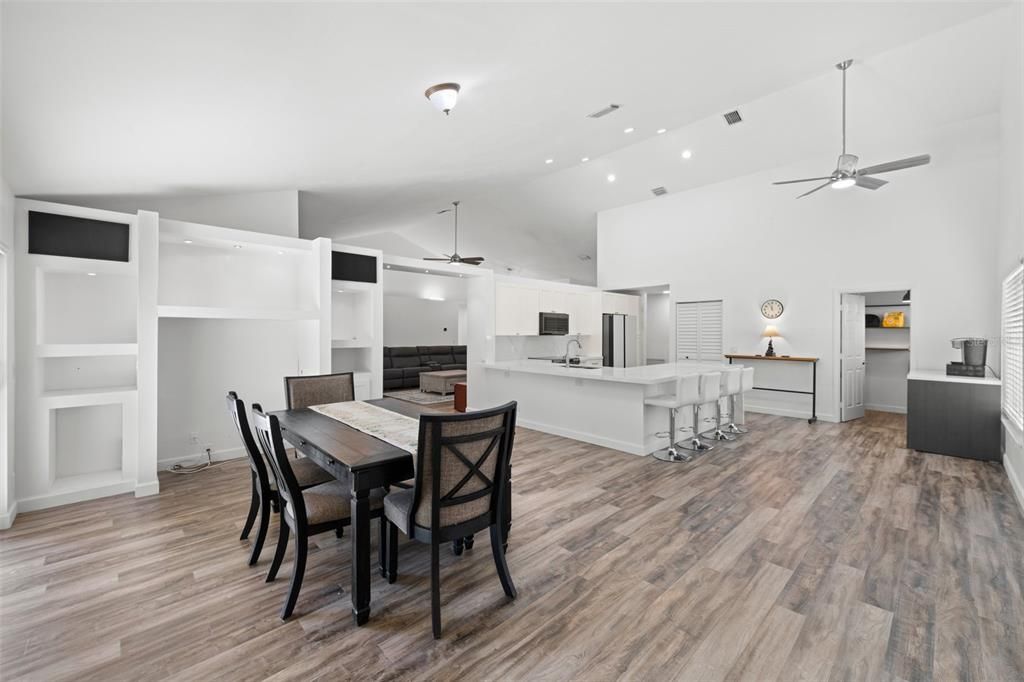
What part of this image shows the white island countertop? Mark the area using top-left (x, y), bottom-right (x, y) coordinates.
top-left (907, 369), bottom-right (1001, 386)
top-left (482, 360), bottom-right (725, 385)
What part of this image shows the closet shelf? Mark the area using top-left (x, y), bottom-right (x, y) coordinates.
top-left (157, 305), bottom-right (319, 321)
top-left (865, 303), bottom-right (911, 308)
top-left (866, 326), bottom-right (910, 330)
top-left (866, 346), bottom-right (910, 351)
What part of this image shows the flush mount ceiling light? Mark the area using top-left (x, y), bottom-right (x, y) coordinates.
top-left (545, 158), bottom-right (554, 164)
top-left (424, 82), bottom-right (461, 115)
top-left (607, 174), bottom-right (616, 183)
top-left (656, 128), bottom-right (667, 135)
top-left (681, 149), bottom-right (693, 159)
top-left (581, 157), bottom-right (590, 163)
top-left (623, 127), bottom-right (635, 134)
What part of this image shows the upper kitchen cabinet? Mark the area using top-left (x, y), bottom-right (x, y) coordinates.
top-left (568, 291), bottom-right (599, 336)
top-left (495, 282), bottom-right (540, 336)
top-left (602, 292), bottom-right (640, 317)
top-left (538, 288), bottom-right (568, 314)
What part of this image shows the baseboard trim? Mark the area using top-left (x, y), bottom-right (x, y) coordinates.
top-left (134, 481), bottom-right (160, 498)
top-left (158, 446), bottom-right (245, 470)
top-left (744, 403), bottom-right (838, 423)
top-left (18, 481), bottom-right (136, 513)
top-left (515, 418), bottom-right (646, 456)
top-left (865, 403), bottom-right (907, 414)
top-left (0, 501), bottom-right (18, 530)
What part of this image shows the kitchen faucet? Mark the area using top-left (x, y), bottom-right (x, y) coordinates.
top-left (565, 335), bottom-right (583, 368)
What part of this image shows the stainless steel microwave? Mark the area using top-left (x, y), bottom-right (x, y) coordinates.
top-left (539, 312), bottom-right (569, 335)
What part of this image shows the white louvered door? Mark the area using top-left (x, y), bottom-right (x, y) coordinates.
top-left (675, 300), bottom-right (723, 362)
top-left (1003, 264), bottom-right (1024, 431)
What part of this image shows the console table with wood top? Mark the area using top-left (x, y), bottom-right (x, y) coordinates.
top-left (724, 354), bottom-right (819, 424)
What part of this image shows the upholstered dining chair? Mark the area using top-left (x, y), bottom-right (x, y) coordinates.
top-left (382, 401), bottom-right (518, 638)
top-left (250, 404), bottom-right (387, 620)
top-left (226, 391), bottom-right (333, 566)
top-left (284, 371), bottom-right (355, 409)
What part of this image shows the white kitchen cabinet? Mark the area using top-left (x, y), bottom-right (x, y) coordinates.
top-left (538, 289), bottom-right (568, 314)
top-left (495, 283), bottom-right (540, 336)
top-left (602, 292), bottom-right (640, 317)
top-left (568, 291), bottom-right (599, 336)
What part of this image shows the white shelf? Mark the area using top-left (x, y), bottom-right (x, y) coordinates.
top-left (36, 343), bottom-right (139, 358)
top-left (866, 346), bottom-right (910, 351)
top-left (157, 305), bottom-right (319, 321)
top-left (41, 386), bottom-right (137, 408)
top-left (332, 339), bottom-right (373, 349)
top-left (49, 470), bottom-right (127, 495)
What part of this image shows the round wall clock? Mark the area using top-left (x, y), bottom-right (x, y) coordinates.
top-left (761, 299), bottom-right (784, 319)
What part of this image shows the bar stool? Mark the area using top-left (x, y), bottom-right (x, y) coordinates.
top-left (645, 374), bottom-right (701, 462)
top-left (680, 372), bottom-right (721, 453)
top-left (702, 367), bottom-right (741, 441)
top-left (724, 367), bottom-right (754, 435)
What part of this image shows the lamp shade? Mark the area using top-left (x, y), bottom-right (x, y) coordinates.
top-left (762, 324), bottom-right (781, 338)
top-left (425, 82), bottom-right (460, 115)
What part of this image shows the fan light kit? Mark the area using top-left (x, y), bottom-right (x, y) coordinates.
top-left (424, 201), bottom-right (485, 265)
top-left (424, 82), bottom-right (461, 115)
top-left (773, 59), bottom-right (931, 198)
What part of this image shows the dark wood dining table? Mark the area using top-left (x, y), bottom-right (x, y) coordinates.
top-left (271, 398), bottom-right (415, 626)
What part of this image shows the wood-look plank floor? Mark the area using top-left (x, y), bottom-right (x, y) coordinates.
top-left (2, 410), bottom-right (1024, 681)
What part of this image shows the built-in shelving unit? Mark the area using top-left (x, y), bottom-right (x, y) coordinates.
top-left (329, 247), bottom-right (383, 400)
top-left (14, 199), bottom-right (158, 512)
top-left (154, 219), bottom-right (331, 467)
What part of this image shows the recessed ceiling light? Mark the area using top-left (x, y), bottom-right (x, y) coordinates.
top-left (424, 270), bottom-right (429, 273)
top-left (385, 264), bottom-right (391, 269)
top-left (183, 239), bottom-right (193, 244)
top-left (233, 244), bottom-right (243, 249)
top-left (86, 272), bottom-right (97, 277)
top-left (458, 274), bottom-right (464, 278)
top-left (624, 127), bottom-right (635, 134)
top-left (681, 149), bottom-right (693, 159)
top-left (277, 250), bottom-right (285, 255)
top-left (545, 158), bottom-right (554, 164)
top-left (424, 295), bottom-right (445, 301)
top-left (607, 174), bottom-right (616, 183)
top-left (581, 157), bottom-right (590, 163)
top-left (656, 128), bottom-right (667, 135)
top-left (661, 290), bottom-right (670, 294)
top-left (336, 289), bottom-right (345, 294)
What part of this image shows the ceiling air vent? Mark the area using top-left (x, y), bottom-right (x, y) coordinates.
top-left (578, 254), bottom-right (592, 262)
top-left (587, 104), bottom-right (621, 119)
top-left (723, 110), bottom-right (743, 125)
top-left (651, 186), bottom-right (668, 197)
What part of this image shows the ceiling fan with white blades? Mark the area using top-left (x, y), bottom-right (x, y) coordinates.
top-left (773, 59), bottom-right (931, 199)
top-left (424, 200), bottom-right (485, 265)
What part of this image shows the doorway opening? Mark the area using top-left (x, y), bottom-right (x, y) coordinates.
top-left (839, 289), bottom-right (912, 422)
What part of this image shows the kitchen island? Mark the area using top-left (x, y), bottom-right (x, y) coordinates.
top-left (478, 360), bottom-right (742, 455)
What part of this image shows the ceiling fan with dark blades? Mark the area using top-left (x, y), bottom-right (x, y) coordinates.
top-left (424, 200), bottom-right (485, 265)
top-left (774, 59), bottom-right (931, 199)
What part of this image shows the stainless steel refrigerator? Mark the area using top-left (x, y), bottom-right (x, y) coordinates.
top-left (602, 313), bottom-right (638, 367)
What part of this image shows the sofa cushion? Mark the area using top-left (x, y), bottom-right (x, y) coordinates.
top-left (384, 368), bottom-right (403, 381)
top-left (418, 346), bottom-right (455, 365)
top-left (441, 364), bottom-right (466, 371)
top-left (390, 347), bottom-right (422, 369)
top-left (452, 345), bottom-right (467, 364)
top-left (402, 366), bottom-right (429, 379)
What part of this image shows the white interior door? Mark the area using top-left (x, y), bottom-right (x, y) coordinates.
top-left (840, 293), bottom-right (866, 421)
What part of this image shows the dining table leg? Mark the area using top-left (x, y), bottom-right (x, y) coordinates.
top-left (350, 485), bottom-right (371, 626)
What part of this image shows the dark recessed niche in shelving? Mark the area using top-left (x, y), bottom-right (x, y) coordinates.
top-left (331, 251), bottom-right (377, 283)
top-left (28, 211), bottom-right (130, 262)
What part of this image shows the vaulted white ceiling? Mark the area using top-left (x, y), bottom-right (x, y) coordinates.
top-left (2, 1), bottom-right (1010, 283)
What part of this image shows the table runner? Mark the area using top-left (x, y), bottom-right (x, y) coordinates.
top-left (310, 401), bottom-right (419, 454)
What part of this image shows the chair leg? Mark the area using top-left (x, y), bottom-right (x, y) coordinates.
top-left (452, 537), bottom-right (464, 556)
top-left (281, 533), bottom-right (307, 620)
top-left (336, 526), bottom-right (344, 538)
top-left (266, 519), bottom-right (290, 582)
top-left (386, 522), bottom-right (398, 584)
top-left (247, 495), bottom-right (271, 566)
top-left (490, 524), bottom-right (517, 600)
top-left (240, 477), bottom-right (259, 540)
top-left (464, 534), bottom-right (475, 550)
top-left (378, 518), bottom-right (387, 578)
top-left (431, 540), bottom-right (442, 639)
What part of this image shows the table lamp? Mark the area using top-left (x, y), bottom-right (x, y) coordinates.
top-left (762, 325), bottom-right (781, 357)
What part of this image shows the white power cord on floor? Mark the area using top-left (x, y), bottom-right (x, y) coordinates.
top-left (167, 447), bottom-right (226, 474)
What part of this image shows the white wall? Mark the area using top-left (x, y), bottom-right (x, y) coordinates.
top-left (157, 318), bottom-right (321, 465)
top-left (646, 293), bottom-right (670, 363)
top-left (598, 131), bottom-right (1000, 422)
top-left (997, 3), bottom-right (1024, 510)
top-left (383, 296), bottom-right (461, 347)
top-left (0, 178), bottom-right (15, 528)
top-left (46, 190), bottom-right (300, 238)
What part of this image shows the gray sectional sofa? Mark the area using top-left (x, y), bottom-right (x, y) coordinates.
top-left (383, 346), bottom-right (467, 390)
